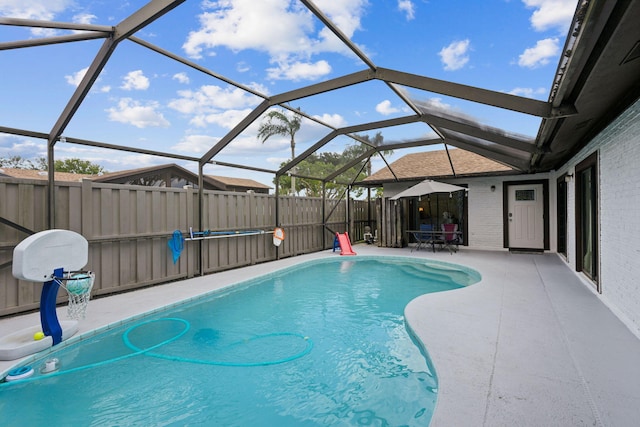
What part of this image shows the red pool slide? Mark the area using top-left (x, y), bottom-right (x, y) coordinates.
top-left (336, 232), bottom-right (356, 256)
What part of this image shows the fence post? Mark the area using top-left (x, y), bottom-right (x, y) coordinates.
top-left (185, 185), bottom-right (195, 278)
top-left (81, 179), bottom-right (93, 239)
top-left (322, 181), bottom-right (326, 248)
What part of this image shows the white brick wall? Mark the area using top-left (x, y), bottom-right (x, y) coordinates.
top-left (464, 175), bottom-right (552, 250)
top-left (560, 97), bottom-right (640, 335)
top-left (386, 174), bottom-right (550, 251)
top-left (466, 178), bottom-right (507, 250)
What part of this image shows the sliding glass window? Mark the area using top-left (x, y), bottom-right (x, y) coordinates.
top-left (575, 152), bottom-right (599, 291)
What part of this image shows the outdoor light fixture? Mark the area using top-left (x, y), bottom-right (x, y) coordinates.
top-left (565, 173), bottom-right (574, 183)
top-left (491, 185), bottom-right (496, 192)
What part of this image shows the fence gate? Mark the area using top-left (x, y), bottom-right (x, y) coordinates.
top-left (376, 198), bottom-right (405, 248)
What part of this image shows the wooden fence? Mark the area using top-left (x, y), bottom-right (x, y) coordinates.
top-left (0, 177), bottom-right (376, 316)
top-left (376, 197), bottom-right (407, 248)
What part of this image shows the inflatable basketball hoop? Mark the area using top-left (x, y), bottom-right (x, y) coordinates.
top-left (1, 230), bottom-right (92, 360)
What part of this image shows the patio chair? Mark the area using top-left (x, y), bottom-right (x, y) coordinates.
top-left (414, 223), bottom-right (435, 252)
top-left (441, 223), bottom-right (459, 253)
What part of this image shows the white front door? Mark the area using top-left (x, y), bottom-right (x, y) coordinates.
top-left (508, 184), bottom-right (544, 249)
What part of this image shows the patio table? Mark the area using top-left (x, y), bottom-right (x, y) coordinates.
top-left (406, 229), bottom-right (462, 253)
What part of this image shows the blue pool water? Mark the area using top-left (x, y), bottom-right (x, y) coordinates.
top-left (1, 256), bottom-right (480, 426)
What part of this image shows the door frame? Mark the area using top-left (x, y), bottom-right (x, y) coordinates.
top-left (557, 175), bottom-right (568, 257)
top-left (575, 152), bottom-right (599, 291)
top-left (502, 179), bottom-right (550, 250)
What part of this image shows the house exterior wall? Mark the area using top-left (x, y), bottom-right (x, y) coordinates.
top-left (384, 174), bottom-right (552, 251)
top-left (456, 174), bottom-right (554, 250)
top-left (463, 178), bottom-right (505, 250)
top-left (380, 99), bottom-right (640, 334)
top-left (556, 97), bottom-right (640, 335)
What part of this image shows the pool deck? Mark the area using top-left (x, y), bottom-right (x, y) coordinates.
top-left (2, 246), bottom-right (640, 426)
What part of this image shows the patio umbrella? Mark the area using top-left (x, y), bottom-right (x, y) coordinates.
top-left (390, 179), bottom-right (467, 200)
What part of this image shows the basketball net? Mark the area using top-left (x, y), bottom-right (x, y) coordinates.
top-left (55, 271), bottom-right (96, 320)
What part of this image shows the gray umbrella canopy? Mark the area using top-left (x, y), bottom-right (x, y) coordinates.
top-left (390, 179), bottom-right (468, 200)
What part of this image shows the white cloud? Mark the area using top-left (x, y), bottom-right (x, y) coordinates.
top-left (168, 85), bottom-right (262, 116)
top-left (236, 62), bottom-right (250, 73)
top-left (0, 0), bottom-right (72, 36)
top-left (182, 0), bottom-right (366, 80)
top-left (313, 0), bottom-right (367, 50)
top-left (65, 67), bottom-right (89, 86)
top-left (523, 0), bottom-right (577, 32)
top-left (73, 13), bottom-right (96, 25)
top-left (421, 97), bottom-right (453, 111)
top-left (266, 59), bottom-right (332, 81)
top-left (246, 81), bottom-right (270, 96)
top-left (0, 0), bottom-right (70, 19)
top-left (397, 0), bottom-right (415, 20)
top-left (228, 135), bottom-right (288, 153)
top-left (183, 132), bottom-right (290, 157)
top-left (415, 97), bottom-right (469, 119)
top-left (266, 156), bottom-right (291, 167)
top-left (508, 87), bottom-right (548, 98)
top-left (183, 1), bottom-right (314, 59)
top-left (121, 70), bottom-right (150, 91)
top-left (172, 72), bottom-right (190, 84)
top-left (0, 134), bottom-right (46, 159)
top-left (312, 113), bottom-right (348, 128)
top-left (172, 134), bottom-right (220, 153)
top-left (169, 85), bottom-right (263, 129)
top-left (48, 142), bottom-right (163, 171)
top-left (190, 108), bottom-right (254, 129)
top-left (439, 39), bottom-right (471, 71)
top-left (518, 37), bottom-right (559, 68)
top-left (106, 98), bottom-right (170, 128)
top-left (376, 100), bottom-right (400, 115)
top-left (172, 134), bottom-right (274, 158)
top-left (96, 153), bottom-right (159, 171)
top-left (66, 67), bottom-right (110, 92)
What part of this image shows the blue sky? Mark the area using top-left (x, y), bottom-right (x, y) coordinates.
top-left (0, 0), bottom-right (578, 187)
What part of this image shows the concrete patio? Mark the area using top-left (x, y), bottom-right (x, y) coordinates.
top-left (2, 245), bottom-right (639, 426)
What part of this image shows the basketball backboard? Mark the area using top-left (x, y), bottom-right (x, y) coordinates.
top-left (12, 229), bottom-right (88, 282)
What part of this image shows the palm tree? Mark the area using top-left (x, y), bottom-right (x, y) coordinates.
top-left (349, 132), bottom-right (392, 176)
top-left (257, 108), bottom-right (302, 195)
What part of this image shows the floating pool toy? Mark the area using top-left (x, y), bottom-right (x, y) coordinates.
top-left (5, 366), bottom-right (34, 382)
top-left (273, 227), bottom-right (285, 246)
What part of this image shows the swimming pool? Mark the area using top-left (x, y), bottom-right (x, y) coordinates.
top-left (1, 256), bottom-right (480, 426)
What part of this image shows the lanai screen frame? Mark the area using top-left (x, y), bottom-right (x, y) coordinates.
top-left (0, 0), bottom-right (581, 234)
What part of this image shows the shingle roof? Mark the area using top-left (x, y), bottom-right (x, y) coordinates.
top-left (363, 148), bottom-right (515, 184)
top-left (0, 167), bottom-right (92, 182)
top-left (90, 165), bottom-right (167, 181)
top-left (0, 165), bottom-right (270, 191)
top-left (207, 175), bottom-right (271, 190)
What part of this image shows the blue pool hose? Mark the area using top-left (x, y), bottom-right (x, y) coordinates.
top-left (1, 318), bottom-right (313, 386)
